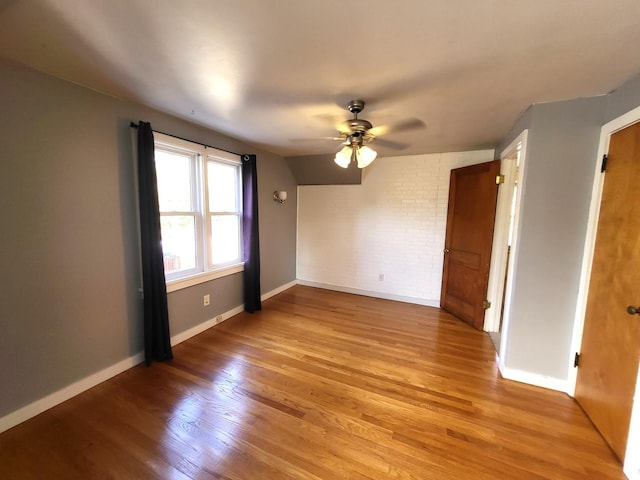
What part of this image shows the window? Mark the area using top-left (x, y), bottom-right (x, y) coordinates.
top-left (153, 133), bottom-right (243, 291)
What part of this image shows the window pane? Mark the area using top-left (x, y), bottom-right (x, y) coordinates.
top-left (208, 161), bottom-right (238, 212)
top-left (160, 215), bottom-right (197, 274)
top-left (210, 215), bottom-right (240, 265)
top-left (156, 150), bottom-right (193, 211)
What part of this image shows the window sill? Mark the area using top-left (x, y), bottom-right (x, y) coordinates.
top-left (166, 263), bottom-right (244, 293)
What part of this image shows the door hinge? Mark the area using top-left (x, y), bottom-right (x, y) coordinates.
top-left (601, 154), bottom-right (608, 173)
top-left (496, 174), bottom-right (505, 185)
top-left (574, 352), bottom-right (581, 368)
top-left (483, 300), bottom-right (491, 310)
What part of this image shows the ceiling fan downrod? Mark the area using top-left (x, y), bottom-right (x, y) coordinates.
top-left (341, 99), bottom-right (373, 134)
top-left (347, 99), bottom-right (365, 116)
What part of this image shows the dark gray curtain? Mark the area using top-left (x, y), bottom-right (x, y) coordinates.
top-left (241, 154), bottom-right (262, 312)
top-left (137, 121), bottom-right (173, 365)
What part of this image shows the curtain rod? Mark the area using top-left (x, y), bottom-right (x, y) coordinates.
top-left (129, 122), bottom-right (242, 157)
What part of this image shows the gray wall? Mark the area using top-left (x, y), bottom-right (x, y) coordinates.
top-left (495, 106), bottom-right (533, 155)
top-left (0, 60), bottom-right (297, 417)
top-left (286, 154), bottom-right (362, 185)
top-left (257, 151), bottom-right (298, 293)
top-left (605, 72), bottom-right (640, 122)
top-left (498, 75), bottom-right (640, 382)
top-left (498, 97), bottom-right (606, 380)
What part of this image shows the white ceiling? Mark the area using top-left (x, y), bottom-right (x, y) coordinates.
top-left (2, 0), bottom-right (640, 158)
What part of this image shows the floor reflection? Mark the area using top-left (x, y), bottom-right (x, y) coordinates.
top-left (164, 357), bottom-right (249, 471)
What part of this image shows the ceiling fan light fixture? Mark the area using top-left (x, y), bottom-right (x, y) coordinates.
top-left (303, 98), bottom-right (423, 169)
top-left (334, 145), bottom-right (352, 168)
top-left (356, 145), bottom-right (377, 168)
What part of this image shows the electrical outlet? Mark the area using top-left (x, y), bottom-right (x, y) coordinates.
top-left (203, 294), bottom-right (210, 306)
top-left (215, 315), bottom-right (223, 324)
top-left (378, 274), bottom-right (384, 281)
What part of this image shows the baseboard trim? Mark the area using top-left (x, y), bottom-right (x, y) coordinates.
top-left (499, 364), bottom-right (568, 393)
top-left (170, 304), bottom-right (244, 346)
top-left (0, 280), bottom-right (296, 434)
top-left (262, 280), bottom-right (297, 302)
top-left (297, 280), bottom-right (440, 308)
top-left (0, 353), bottom-right (144, 434)
top-left (303, 281), bottom-right (568, 393)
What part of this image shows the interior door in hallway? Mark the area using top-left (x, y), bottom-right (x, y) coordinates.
top-left (575, 121), bottom-right (640, 462)
top-left (440, 160), bottom-right (500, 330)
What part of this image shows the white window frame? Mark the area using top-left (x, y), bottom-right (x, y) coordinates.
top-left (154, 132), bottom-right (244, 293)
top-left (204, 153), bottom-right (244, 271)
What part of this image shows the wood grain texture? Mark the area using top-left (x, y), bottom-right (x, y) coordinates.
top-left (441, 160), bottom-right (500, 329)
top-left (0, 286), bottom-right (624, 479)
top-left (575, 121), bottom-right (640, 461)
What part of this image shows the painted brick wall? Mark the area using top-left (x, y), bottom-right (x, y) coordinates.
top-left (297, 150), bottom-right (494, 305)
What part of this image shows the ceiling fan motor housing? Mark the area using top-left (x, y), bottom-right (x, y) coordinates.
top-left (340, 99), bottom-right (373, 134)
top-left (340, 118), bottom-right (373, 134)
top-left (331, 98), bottom-right (423, 153)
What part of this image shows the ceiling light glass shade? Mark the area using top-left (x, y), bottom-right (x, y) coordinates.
top-left (334, 145), bottom-right (352, 168)
top-left (356, 145), bottom-right (377, 168)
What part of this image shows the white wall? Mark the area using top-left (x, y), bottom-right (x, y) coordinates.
top-left (297, 150), bottom-right (494, 305)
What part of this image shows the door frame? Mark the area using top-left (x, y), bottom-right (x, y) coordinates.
top-left (568, 105), bottom-right (640, 477)
top-left (483, 131), bottom-right (528, 375)
top-left (484, 130), bottom-right (527, 333)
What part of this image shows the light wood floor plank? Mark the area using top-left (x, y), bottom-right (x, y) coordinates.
top-left (0, 286), bottom-right (625, 479)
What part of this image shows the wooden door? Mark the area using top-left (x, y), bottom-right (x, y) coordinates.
top-left (575, 121), bottom-right (640, 462)
top-left (440, 160), bottom-right (500, 330)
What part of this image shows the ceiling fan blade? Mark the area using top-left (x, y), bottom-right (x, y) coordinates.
top-left (315, 113), bottom-right (344, 130)
top-left (289, 136), bottom-right (345, 143)
top-left (368, 117), bottom-right (426, 137)
top-left (372, 138), bottom-right (409, 150)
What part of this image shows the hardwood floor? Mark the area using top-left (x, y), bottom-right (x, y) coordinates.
top-left (0, 286), bottom-right (625, 479)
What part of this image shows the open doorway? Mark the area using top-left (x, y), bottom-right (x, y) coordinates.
top-left (484, 131), bottom-right (528, 359)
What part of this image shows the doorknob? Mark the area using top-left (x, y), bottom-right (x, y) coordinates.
top-left (626, 306), bottom-right (640, 315)
top-left (444, 249), bottom-right (450, 253)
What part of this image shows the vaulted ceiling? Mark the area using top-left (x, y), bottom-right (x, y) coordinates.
top-left (2, 0), bottom-right (640, 157)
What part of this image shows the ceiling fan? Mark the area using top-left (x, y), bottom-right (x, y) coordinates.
top-left (329, 99), bottom-right (425, 169)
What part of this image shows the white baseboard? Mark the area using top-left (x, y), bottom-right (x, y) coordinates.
top-left (625, 458), bottom-right (640, 480)
top-left (14, 281), bottom-right (576, 436)
top-left (297, 280), bottom-right (440, 308)
top-left (499, 363), bottom-right (568, 393)
top-left (262, 280), bottom-right (297, 301)
top-left (170, 304), bottom-right (244, 346)
top-left (0, 280), bottom-right (296, 435)
top-left (304, 281), bottom-right (570, 394)
top-left (0, 353), bottom-right (144, 434)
